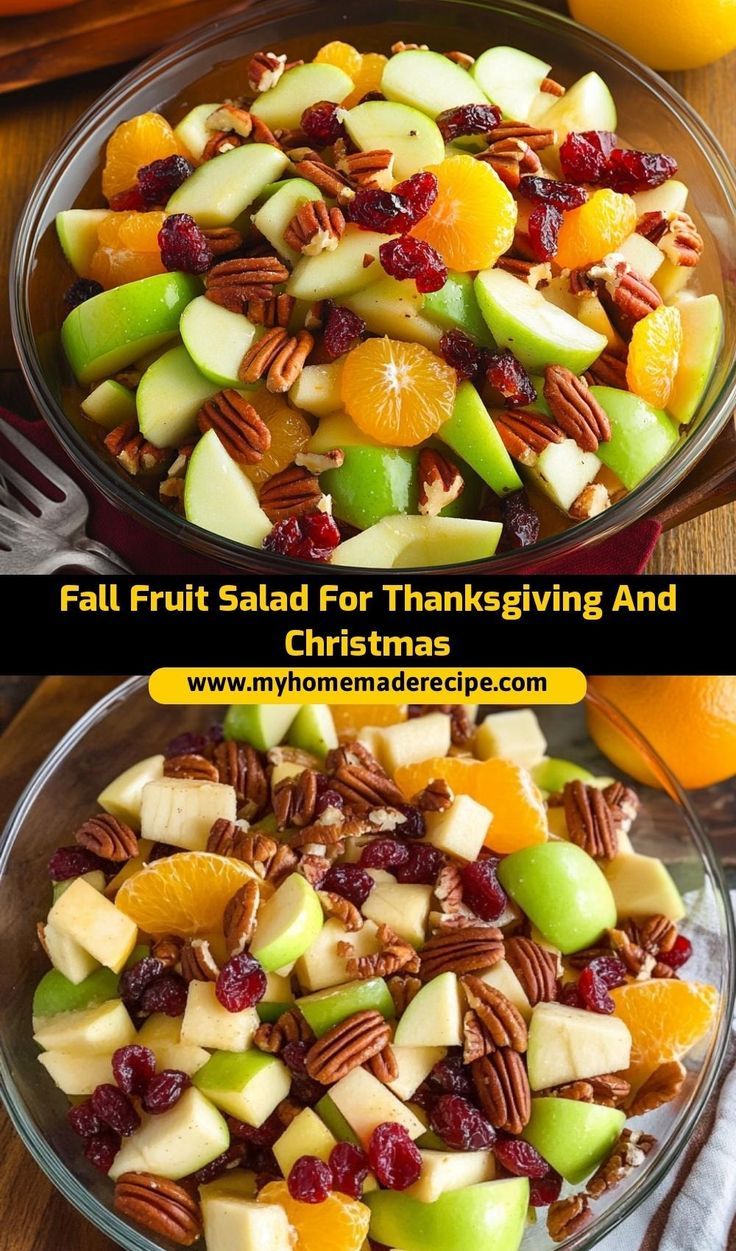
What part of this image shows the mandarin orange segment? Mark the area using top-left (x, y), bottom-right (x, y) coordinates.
top-left (611, 979), bottom-right (719, 1085)
top-left (331, 703), bottom-right (408, 738)
top-left (258, 1181), bottom-right (370, 1251)
top-left (88, 211), bottom-right (166, 288)
top-left (626, 303), bottom-right (683, 409)
top-left (410, 154), bottom-right (517, 271)
top-left (102, 112), bottom-right (185, 201)
top-left (313, 40), bottom-right (363, 79)
top-left (554, 188), bottom-right (637, 270)
top-left (243, 403), bottom-right (312, 486)
top-left (393, 756), bottom-right (548, 853)
top-left (344, 51), bottom-right (389, 106)
top-left (115, 851), bottom-right (264, 937)
top-left (340, 337), bottom-right (457, 446)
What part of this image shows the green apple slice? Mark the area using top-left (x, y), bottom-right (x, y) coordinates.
top-left (250, 873), bottom-right (323, 972)
top-left (591, 386), bottom-right (679, 488)
top-left (394, 972), bottom-right (463, 1047)
top-left (109, 1087), bottom-right (230, 1180)
top-left (33, 998), bottom-right (136, 1054)
top-left (184, 428), bottom-right (272, 547)
top-left (475, 268), bottom-right (607, 373)
top-left (137, 343), bottom-right (219, 447)
top-left (668, 294), bottom-right (724, 425)
top-left (532, 757), bottom-right (594, 791)
top-left (173, 102), bottom-right (220, 161)
top-left (381, 50), bottom-right (488, 119)
top-left (471, 46), bottom-right (551, 122)
top-left (98, 754), bottom-right (164, 828)
top-left (323, 445), bottom-right (417, 530)
top-left (32, 965), bottom-right (119, 1019)
top-left (252, 178), bottom-right (323, 264)
top-left (286, 226), bottom-right (392, 301)
top-left (530, 71), bottom-right (617, 140)
top-left (223, 703), bottom-right (302, 750)
top-left (194, 1049), bottom-right (291, 1125)
top-left (342, 276), bottom-right (443, 350)
top-left (331, 515), bottom-right (502, 568)
top-left (286, 704), bottom-right (338, 759)
top-left (55, 208), bottom-right (111, 277)
top-left (439, 381), bottom-right (522, 496)
top-left (497, 842), bottom-right (616, 954)
top-left (367, 1179), bottom-right (529, 1251)
top-left (257, 972), bottom-right (295, 1023)
top-left (251, 63), bottom-right (353, 129)
top-left (180, 296), bottom-right (258, 388)
top-left (342, 100), bottom-right (445, 178)
top-left (422, 272), bottom-right (493, 345)
top-left (61, 271), bottom-right (200, 386)
top-left (297, 977), bottom-right (394, 1037)
top-left (167, 144), bottom-right (289, 227)
top-left (522, 1098), bottom-right (625, 1184)
top-left (81, 379), bottom-right (137, 430)
top-left (527, 1002), bottom-right (631, 1090)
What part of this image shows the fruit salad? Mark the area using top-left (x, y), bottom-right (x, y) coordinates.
top-left (55, 38), bottom-right (724, 567)
top-left (33, 702), bottom-right (718, 1250)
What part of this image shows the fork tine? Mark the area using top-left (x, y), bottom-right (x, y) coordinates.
top-left (0, 452), bottom-right (56, 515)
top-left (0, 420), bottom-right (85, 503)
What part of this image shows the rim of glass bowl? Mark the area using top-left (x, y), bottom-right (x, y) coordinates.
top-left (0, 676), bottom-right (733, 1250)
top-left (9, 0), bottom-right (736, 575)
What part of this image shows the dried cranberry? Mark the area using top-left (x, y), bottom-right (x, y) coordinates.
top-left (347, 188), bottom-right (414, 234)
top-left (430, 1054), bottom-right (474, 1098)
top-left (282, 1040), bottom-right (310, 1075)
top-left (47, 843), bottom-right (110, 880)
top-left (264, 512), bottom-right (341, 562)
top-left (518, 175), bottom-right (588, 210)
top-left (164, 731), bottom-right (209, 757)
top-left (68, 1100), bottom-right (103, 1139)
top-left (185, 1144), bottom-right (246, 1185)
top-left (559, 981), bottom-right (585, 1009)
top-left (321, 863), bottom-right (373, 908)
top-left (658, 935), bottom-right (692, 969)
top-left (137, 155), bottom-right (194, 206)
top-left (394, 804), bottom-right (425, 838)
top-left (494, 1136), bottom-right (550, 1178)
top-left (430, 1094), bottom-right (496, 1150)
top-left (530, 1171), bottom-right (563, 1207)
top-left (577, 966), bottom-right (615, 1014)
top-left (368, 1123), bottom-right (422, 1189)
top-left (323, 304), bottom-right (366, 359)
top-left (500, 491), bottom-right (541, 550)
top-left (216, 952), bottom-right (267, 1012)
top-left (379, 236), bottom-right (447, 293)
top-left (359, 91), bottom-right (385, 104)
top-left (229, 1108), bottom-right (284, 1148)
top-left (119, 956), bottom-right (166, 1009)
top-left (585, 955), bottom-right (628, 989)
top-left (109, 185), bottom-right (148, 211)
top-left (461, 858), bottom-right (507, 921)
top-left (603, 148), bottom-right (678, 193)
top-left (143, 1069), bottom-right (191, 1113)
top-left (485, 349), bottom-right (537, 408)
top-left (301, 100), bottom-right (345, 146)
top-left (90, 1084), bottom-right (140, 1137)
top-left (112, 1044), bottom-right (157, 1096)
top-left (158, 213), bottom-right (213, 274)
top-left (329, 1142), bottom-right (370, 1198)
top-left (148, 841), bottom-right (183, 862)
top-left (314, 786), bottom-right (345, 817)
top-left (393, 172), bottom-right (439, 224)
top-left (291, 1072), bottom-right (326, 1106)
top-left (559, 130), bottom-right (617, 183)
top-left (395, 842), bottom-right (444, 884)
top-left (527, 203), bottom-right (563, 262)
top-left (288, 1154), bottom-right (333, 1202)
top-left (436, 103), bottom-right (501, 142)
top-left (359, 838), bottom-right (410, 870)
top-left (439, 328), bottom-right (487, 383)
top-left (63, 278), bottom-right (104, 313)
top-left (84, 1130), bottom-right (120, 1174)
top-left (139, 972), bottom-right (188, 1017)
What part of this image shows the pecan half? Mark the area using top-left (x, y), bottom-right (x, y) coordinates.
top-left (180, 938), bottom-right (220, 982)
top-left (494, 410), bottom-right (564, 465)
top-left (304, 1010), bottom-right (391, 1082)
top-left (463, 1010), bottom-right (494, 1063)
top-left (206, 818), bottom-right (245, 857)
top-left (635, 913), bottom-right (678, 956)
top-left (586, 1128), bottom-right (656, 1198)
top-left (336, 149), bottom-right (394, 190)
top-left (163, 752), bottom-right (220, 782)
top-left (247, 293), bottom-right (296, 327)
top-left (584, 348), bottom-right (629, 390)
top-left (477, 138), bottom-right (541, 190)
top-left (420, 926), bottom-right (504, 982)
top-left (284, 200), bottom-right (346, 255)
top-left (198, 390), bottom-right (271, 467)
top-left (260, 463), bottom-right (322, 522)
top-left (505, 936), bottom-right (559, 1005)
top-left (368, 1044), bottom-right (400, 1083)
top-left (292, 155), bottom-right (355, 202)
top-left (547, 1194), bottom-right (592, 1243)
top-left (602, 780), bottom-right (640, 839)
top-left (589, 1072), bottom-right (632, 1108)
top-left (628, 1060), bottom-right (685, 1117)
top-left (213, 741), bottom-right (268, 817)
top-left (272, 769), bottom-right (319, 829)
top-left (224, 880), bottom-right (260, 956)
top-left (288, 818), bottom-right (355, 850)
top-left (205, 256), bottom-right (290, 311)
top-left (435, 863), bottom-right (464, 914)
top-left (544, 365), bottom-right (611, 452)
top-left (472, 1048), bottom-right (531, 1134)
top-left (609, 927), bottom-right (656, 979)
top-left (563, 779), bottom-right (618, 860)
top-left (114, 1173), bottom-right (202, 1246)
top-left (298, 853), bottom-right (331, 886)
top-left (486, 120), bottom-right (556, 150)
top-left (387, 973), bottom-right (422, 1014)
top-left (541, 76), bottom-right (565, 95)
top-left (240, 328), bottom-right (314, 393)
top-left (74, 813), bottom-right (137, 861)
top-left (104, 422), bottom-right (168, 475)
top-left (203, 130), bottom-right (246, 160)
top-left (462, 975), bottom-right (528, 1051)
top-left (254, 1008), bottom-right (313, 1053)
top-left (390, 40), bottom-right (429, 52)
top-left (418, 448), bottom-right (464, 517)
top-left (339, 923), bottom-right (421, 979)
top-left (220, 829), bottom-right (297, 883)
top-left (202, 226), bottom-right (244, 257)
top-left (330, 755), bottom-right (404, 813)
top-left (495, 255), bottom-right (552, 287)
top-left (319, 890), bottom-right (363, 931)
top-left (599, 263), bottom-right (663, 329)
top-left (248, 50), bottom-right (287, 92)
top-left (415, 777), bottom-right (454, 812)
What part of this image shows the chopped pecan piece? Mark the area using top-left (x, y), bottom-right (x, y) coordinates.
top-left (477, 137), bottom-right (541, 190)
top-left (472, 1048), bottom-right (531, 1134)
top-left (462, 975), bottom-right (528, 1051)
top-left (418, 448), bottom-right (464, 517)
top-left (205, 256), bottom-right (290, 312)
top-left (602, 780), bottom-right (640, 838)
top-left (609, 927), bottom-right (656, 979)
top-left (260, 463), bottom-right (323, 522)
top-left (318, 890), bottom-right (363, 931)
top-left (104, 422), bottom-right (168, 475)
top-left (463, 1010), bottom-right (495, 1063)
top-left (494, 410), bottom-right (564, 465)
top-left (444, 49), bottom-right (475, 68)
top-left (202, 226), bottom-right (244, 257)
top-left (284, 200), bottom-right (346, 255)
top-left (340, 923), bottom-right (420, 979)
top-left (207, 102), bottom-right (254, 138)
top-left (505, 936), bottom-right (559, 1005)
top-left (295, 448), bottom-right (345, 474)
top-left (589, 1073), bottom-right (632, 1108)
top-left (164, 752), bottom-right (219, 782)
top-left (114, 1173), bottom-right (202, 1246)
top-left (563, 779), bottom-right (618, 860)
top-left (298, 852), bottom-right (331, 886)
top-left (198, 389), bottom-right (271, 467)
top-left (180, 938), bottom-right (220, 983)
top-left (335, 149), bottom-right (394, 189)
top-left (435, 863), bottom-right (464, 914)
top-left (390, 40), bottom-right (429, 52)
top-left (240, 328), bottom-right (314, 393)
top-left (203, 130), bottom-right (245, 160)
top-left (486, 120), bottom-right (556, 150)
top-left (544, 365), bottom-right (611, 452)
top-left (248, 50), bottom-right (287, 92)
top-left (246, 293), bottom-right (296, 327)
top-left (151, 935), bottom-right (183, 970)
top-left (628, 1060), bottom-right (685, 1117)
top-left (638, 210), bottom-right (703, 266)
top-left (415, 777), bottom-right (454, 812)
top-left (495, 254), bottom-right (552, 287)
top-left (305, 1009), bottom-right (391, 1082)
top-left (541, 76), bottom-right (565, 95)
top-left (584, 348), bottom-right (629, 390)
top-left (74, 813), bottom-right (137, 861)
top-left (586, 1128), bottom-right (656, 1198)
top-left (291, 155), bottom-right (355, 202)
top-left (547, 1194), bottom-right (592, 1243)
top-left (224, 880), bottom-right (260, 956)
top-left (569, 482), bottom-right (611, 520)
top-left (254, 1008), bottom-right (313, 1053)
top-left (420, 926), bottom-right (504, 982)
top-left (287, 819), bottom-right (353, 850)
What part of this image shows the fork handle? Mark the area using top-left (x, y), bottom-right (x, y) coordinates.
top-left (38, 547), bottom-right (132, 575)
top-left (73, 537), bottom-right (133, 573)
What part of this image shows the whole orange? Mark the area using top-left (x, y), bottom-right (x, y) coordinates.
top-left (587, 675), bottom-right (736, 790)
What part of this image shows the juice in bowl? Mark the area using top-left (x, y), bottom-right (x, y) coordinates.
top-left (3, 682), bottom-right (731, 1251)
top-left (13, 1), bottom-right (735, 572)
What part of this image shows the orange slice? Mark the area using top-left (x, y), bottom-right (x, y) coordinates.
top-left (331, 704), bottom-right (408, 738)
top-left (88, 211), bottom-right (166, 288)
top-left (313, 40), bottom-right (362, 80)
top-left (554, 189), bottom-right (638, 270)
top-left (244, 402), bottom-right (312, 487)
top-left (611, 979), bottom-right (719, 1085)
top-left (626, 304), bottom-right (683, 409)
top-left (394, 756), bottom-right (548, 853)
top-left (340, 337), bottom-right (456, 446)
top-left (115, 851), bottom-right (263, 937)
top-left (258, 1181), bottom-right (370, 1251)
top-left (410, 154), bottom-right (517, 271)
top-left (102, 112), bottom-right (185, 201)
top-left (344, 52), bottom-right (389, 106)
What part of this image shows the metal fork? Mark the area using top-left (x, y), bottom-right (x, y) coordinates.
top-left (0, 420), bottom-right (132, 574)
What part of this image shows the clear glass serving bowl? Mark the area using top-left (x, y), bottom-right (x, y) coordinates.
top-left (0, 678), bottom-right (733, 1250)
top-left (10, 0), bottom-right (736, 573)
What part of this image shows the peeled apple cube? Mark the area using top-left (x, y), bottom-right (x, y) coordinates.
top-left (406, 1149), bottom-right (496, 1203)
top-left (526, 1001), bottom-right (632, 1090)
top-left (181, 980), bottom-right (260, 1052)
top-left (140, 777), bottom-right (237, 850)
top-left (46, 877), bottom-right (138, 973)
top-left (294, 916), bottom-right (383, 992)
top-left (273, 1106), bottom-right (338, 1176)
top-left (109, 1087), bottom-right (230, 1181)
top-left (33, 998), bottom-right (136, 1055)
top-left (424, 794), bottom-right (492, 862)
top-left (38, 1050), bottom-right (114, 1096)
top-left (328, 1066), bottom-right (426, 1145)
top-left (362, 882), bottom-right (432, 949)
top-left (372, 712), bottom-right (452, 774)
top-left (603, 853), bottom-right (685, 921)
top-left (383, 1046), bottom-right (447, 1102)
top-left (475, 710), bottom-right (547, 769)
top-left (42, 921), bottom-right (99, 986)
top-left (202, 1195), bottom-right (296, 1251)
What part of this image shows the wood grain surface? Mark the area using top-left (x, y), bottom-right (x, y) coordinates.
top-left (0, 1), bottom-right (734, 572)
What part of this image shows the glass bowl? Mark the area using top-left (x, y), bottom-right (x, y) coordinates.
top-left (9, 0), bottom-right (736, 573)
top-left (0, 678), bottom-right (733, 1250)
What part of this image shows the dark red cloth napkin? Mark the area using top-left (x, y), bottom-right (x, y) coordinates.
top-left (1, 409), bottom-right (661, 575)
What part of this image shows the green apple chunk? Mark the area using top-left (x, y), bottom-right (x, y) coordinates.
top-left (287, 227), bottom-right (391, 301)
top-left (38, 1050), bottom-right (114, 1096)
top-left (342, 277), bottom-right (443, 350)
top-left (137, 344), bottom-right (221, 447)
top-left (323, 439), bottom-right (481, 530)
top-left (591, 387), bottom-right (679, 489)
top-left (184, 428), bottom-right (272, 547)
top-left (298, 976), bottom-right (394, 1036)
top-left (173, 102), bottom-right (220, 161)
top-left (524, 438), bottom-right (601, 515)
top-left (603, 853), bottom-right (685, 921)
top-left (531, 72), bottom-right (617, 140)
top-left (250, 873), bottom-right (323, 972)
top-left (422, 272), bottom-right (493, 345)
top-left (167, 144), bottom-right (289, 227)
top-left (532, 757), bottom-right (594, 791)
top-left (343, 100), bottom-right (444, 178)
top-left (669, 294), bottom-right (724, 425)
top-left (475, 269), bottom-right (607, 373)
top-left (472, 46), bottom-right (550, 122)
top-left (251, 63), bottom-right (353, 130)
top-left (47, 877), bottom-right (138, 972)
top-left (407, 1150), bottom-right (496, 1203)
top-left (180, 297), bottom-right (258, 388)
top-left (273, 1106), bottom-right (337, 1176)
top-left (194, 1049), bottom-right (291, 1125)
top-left (394, 972), bottom-right (463, 1047)
top-left (309, 411), bottom-right (378, 452)
top-left (522, 1098), bottom-right (625, 1184)
top-left (330, 1066), bottom-right (426, 1145)
top-left (256, 971), bottom-right (295, 1023)
top-left (33, 965), bottom-right (119, 1019)
top-left (52, 869), bottom-right (105, 902)
top-left (527, 1002), bottom-right (631, 1090)
top-left (56, 208), bottom-right (111, 277)
top-left (367, 1179), bottom-right (529, 1251)
top-left (109, 1087), bottom-right (230, 1181)
top-left (61, 272), bottom-right (200, 385)
top-left (439, 382), bottom-right (522, 497)
top-left (98, 753), bottom-right (164, 828)
top-left (382, 50), bottom-right (488, 119)
top-left (331, 515), bottom-right (502, 568)
top-left (33, 998), bottom-right (136, 1054)
top-left (223, 703), bottom-right (302, 750)
top-left (497, 842), bottom-right (617, 954)
top-left (252, 178), bottom-right (323, 264)
top-left (80, 379), bottom-right (137, 430)
top-left (286, 704), bottom-right (338, 759)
